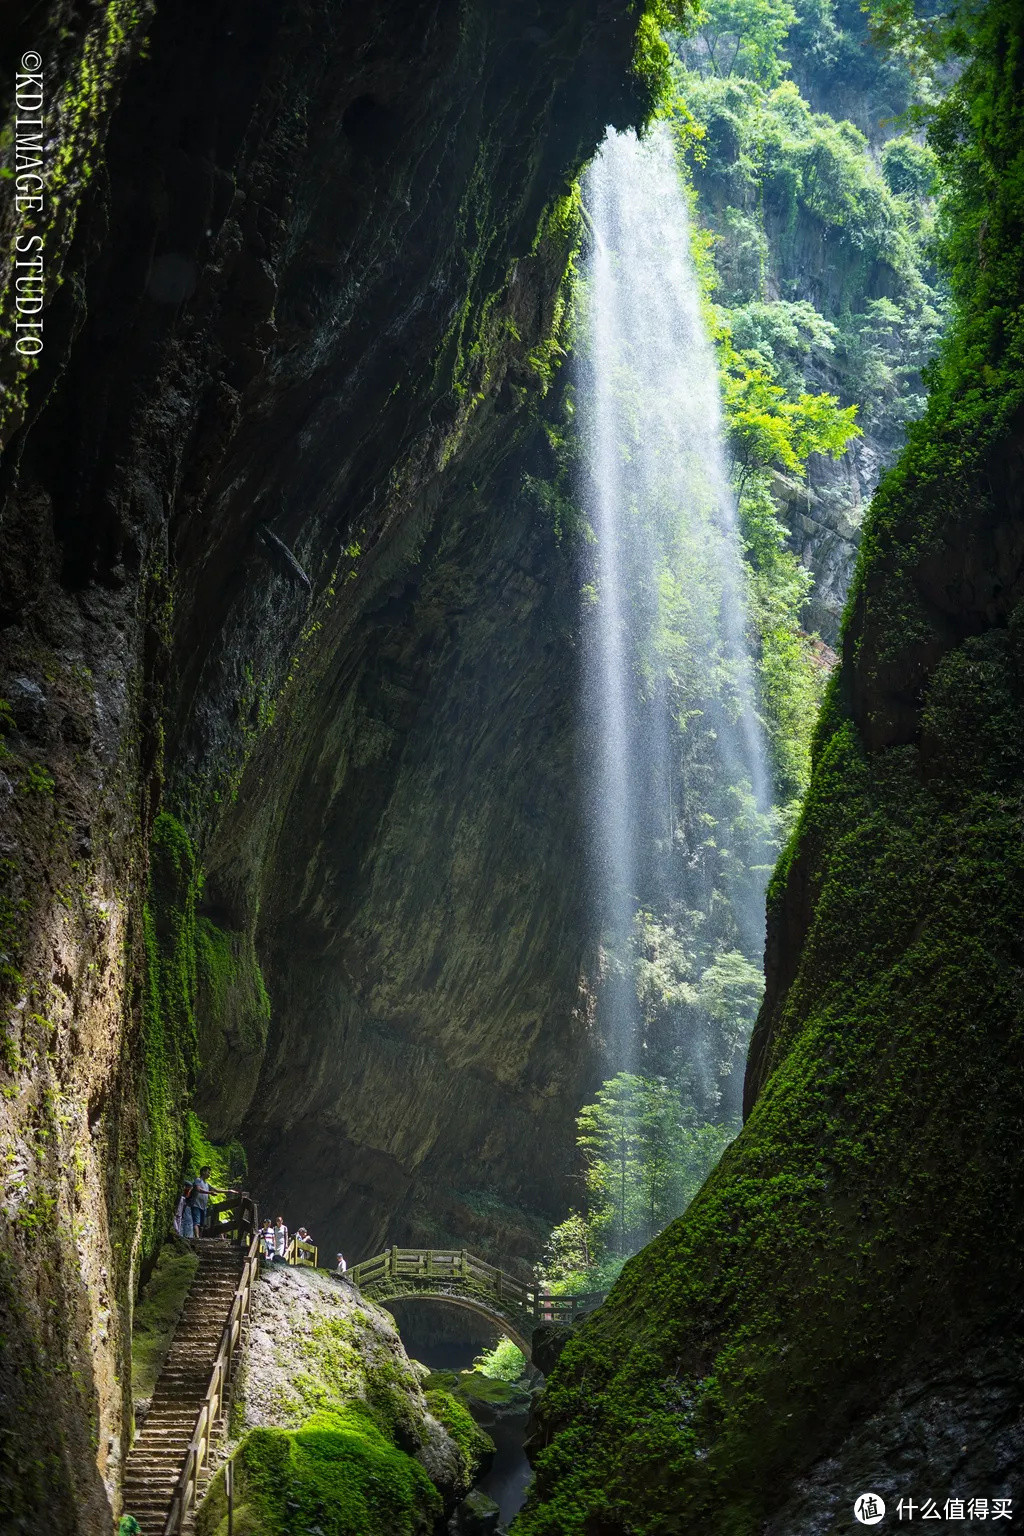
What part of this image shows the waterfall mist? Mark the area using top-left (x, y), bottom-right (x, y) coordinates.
top-left (581, 124), bottom-right (771, 1083)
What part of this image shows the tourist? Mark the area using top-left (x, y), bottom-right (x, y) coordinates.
top-left (262, 1222), bottom-right (275, 1261)
top-left (336, 1253), bottom-right (347, 1274)
top-left (189, 1165), bottom-right (239, 1237)
top-left (296, 1225), bottom-right (311, 1248)
top-left (175, 1182), bottom-right (195, 1240)
top-left (273, 1215), bottom-right (289, 1262)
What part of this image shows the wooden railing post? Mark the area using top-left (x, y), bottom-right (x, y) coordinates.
top-left (160, 1226), bottom-right (261, 1536)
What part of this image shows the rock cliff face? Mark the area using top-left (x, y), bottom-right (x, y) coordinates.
top-left (222, 435), bottom-right (596, 1263)
top-left (773, 451), bottom-right (867, 644)
top-left (0, 2), bottom-right (657, 1527)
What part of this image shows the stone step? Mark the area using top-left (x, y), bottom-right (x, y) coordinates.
top-left (123, 1247), bottom-right (245, 1521)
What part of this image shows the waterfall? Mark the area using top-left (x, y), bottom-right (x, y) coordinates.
top-left (581, 123), bottom-right (771, 1077)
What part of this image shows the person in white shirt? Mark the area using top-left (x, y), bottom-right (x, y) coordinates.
top-left (336, 1253), bottom-right (347, 1274)
top-left (273, 1216), bottom-right (288, 1261)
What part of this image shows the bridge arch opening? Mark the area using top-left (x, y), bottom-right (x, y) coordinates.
top-left (381, 1293), bottom-right (533, 1360)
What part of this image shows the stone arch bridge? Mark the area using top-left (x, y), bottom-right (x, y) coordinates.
top-left (348, 1247), bottom-right (605, 1358)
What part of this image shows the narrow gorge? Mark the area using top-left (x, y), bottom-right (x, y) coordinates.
top-left (1, 0), bottom-right (1022, 1533)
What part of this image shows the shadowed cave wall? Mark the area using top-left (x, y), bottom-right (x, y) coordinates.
top-left (204, 426), bottom-right (597, 1263)
top-left (0, 1), bottom-right (657, 1526)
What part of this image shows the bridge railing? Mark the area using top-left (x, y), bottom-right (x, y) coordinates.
top-left (351, 1247), bottom-right (536, 1304)
top-left (533, 1290), bottom-right (606, 1324)
top-left (205, 1192), bottom-right (258, 1245)
top-left (348, 1247), bottom-right (607, 1325)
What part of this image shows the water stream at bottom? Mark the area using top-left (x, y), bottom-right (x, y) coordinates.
top-left (406, 1339), bottom-right (533, 1526)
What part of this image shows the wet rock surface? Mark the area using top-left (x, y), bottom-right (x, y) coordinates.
top-left (763, 1341), bottom-right (1024, 1536)
top-left (452, 1488), bottom-right (503, 1534)
top-left (530, 1321), bottom-right (575, 1379)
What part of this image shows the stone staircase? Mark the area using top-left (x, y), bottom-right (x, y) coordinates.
top-left (121, 1241), bottom-right (246, 1534)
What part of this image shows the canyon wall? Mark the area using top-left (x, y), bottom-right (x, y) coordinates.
top-left (0, 2), bottom-right (659, 1526)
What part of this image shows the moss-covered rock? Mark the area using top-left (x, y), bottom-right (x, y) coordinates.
top-left (198, 1407), bottom-right (442, 1536)
top-left (201, 1264), bottom-right (492, 1533)
top-left (424, 1388), bottom-right (496, 1489)
top-left (453, 1488), bottom-right (503, 1535)
top-left (426, 1367), bottom-right (532, 1427)
top-left (193, 919), bottom-right (270, 1139)
top-left (138, 811), bottom-right (201, 1260)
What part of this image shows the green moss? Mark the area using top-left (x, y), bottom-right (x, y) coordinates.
top-left (195, 918), bottom-right (270, 1056)
top-left (137, 814), bottom-right (245, 1256)
top-left (138, 812), bottom-right (200, 1257)
top-left (192, 917), bottom-right (271, 1133)
top-left (196, 1407), bottom-right (442, 1536)
top-left (424, 1389), bottom-right (494, 1489)
top-left (131, 1240), bottom-right (198, 1411)
top-left (185, 1111), bottom-right (246, 1188)
top-left (362, 1355), bottom-right (428, 1449)
top-left (288, 1317), bottom-right (363, 1422)
top-left (0, 1), bottom-right (154, 444)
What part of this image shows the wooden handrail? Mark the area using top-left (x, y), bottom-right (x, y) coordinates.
top-left (286, 1235), bottom-right (318, 1268)
top-left (348, 1247), bottom-right (607, 1329)
top-left (161, 1222), bottom-right (262, 1535)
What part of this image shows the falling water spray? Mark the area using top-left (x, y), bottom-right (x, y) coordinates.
top-left (581, 124), bottom-right (771, 1076)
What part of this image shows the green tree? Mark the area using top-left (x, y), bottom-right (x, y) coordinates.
top-left (577, 1073), bottom-right (739, 1255)
top-left (720, 351), bottom-right (861, 495)
top-left (696, 949), bottom-right (765, 1069)
top-left (882, 135), bottom-right (939, 198)
top-left (691, 0), bottom-right (798, 83)
top-left (578, 1074), bottom-right (648, 1254)
top-left (541, 1211), bottom-right (594, 1282)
